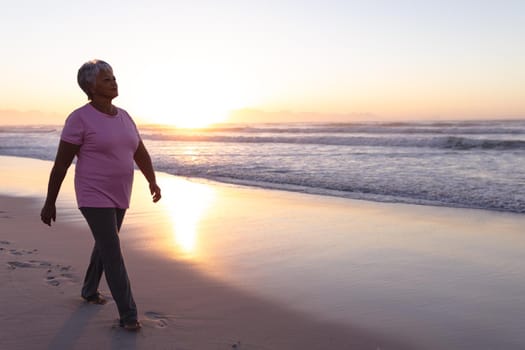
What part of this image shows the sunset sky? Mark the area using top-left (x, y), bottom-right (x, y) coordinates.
top-left (1, 0), bottom-right (524, 126)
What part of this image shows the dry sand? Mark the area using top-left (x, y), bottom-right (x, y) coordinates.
top-left (2, 155), bottom-right (525, 349)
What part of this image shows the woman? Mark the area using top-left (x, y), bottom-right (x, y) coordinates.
top-left (40, 59), bottom-right (162, 331)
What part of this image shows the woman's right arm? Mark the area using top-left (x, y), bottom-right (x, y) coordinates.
top-left (40, 140), bottom-right (80, 226)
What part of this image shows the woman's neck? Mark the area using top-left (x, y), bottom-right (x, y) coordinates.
top-left (90, 99), bottom-right (117, 116)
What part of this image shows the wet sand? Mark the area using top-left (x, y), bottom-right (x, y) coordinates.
top-left (2, 155), bottom-right (525, 349)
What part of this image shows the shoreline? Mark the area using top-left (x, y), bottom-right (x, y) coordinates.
top-left (2, 155), bottom-right (525, 349)
top-left (190, 174), bottom-right (525, 215)
top-left (1, 153), bottom-right (522, 215)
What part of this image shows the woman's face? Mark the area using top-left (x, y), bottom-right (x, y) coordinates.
top-left (91, 69), bottom-right (118, 100)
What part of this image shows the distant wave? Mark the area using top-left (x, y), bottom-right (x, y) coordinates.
top-left (140, 120), bottom-right (525, 135)
top-left (2, 122), bottom-right (524, 151)
top-left (442, 137), bottom-right (525, 150)
top-left (2, 120), bottom-right (525, 136)
top-left (0, 126), bottom-right (58, 134)
top-left (142, 134), bottom-right (525, 150)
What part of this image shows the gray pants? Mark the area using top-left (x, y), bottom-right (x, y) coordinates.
top-left (80, 207), bottom-right (137, 323)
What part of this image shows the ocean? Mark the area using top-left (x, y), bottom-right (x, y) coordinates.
top-left (1, 120), bottom-right (524, 213)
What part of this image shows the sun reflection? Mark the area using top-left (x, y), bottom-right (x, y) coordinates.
top-left (181, 145), bottom-right (200, 162)
top-left (159, 177), bottom-right (216, 257)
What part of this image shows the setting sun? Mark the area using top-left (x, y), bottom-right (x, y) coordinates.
top-left (141, 85), bottom-right (235, 128)
top-left (120, 56), bottom-right (261, 128)
top-left (124, 85), bottom-right (235, 128)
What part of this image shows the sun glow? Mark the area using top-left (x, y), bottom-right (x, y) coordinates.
top-left (128, 90), bottom-right (234, 128)
top-left (123, 59), bottom-right (261, 128)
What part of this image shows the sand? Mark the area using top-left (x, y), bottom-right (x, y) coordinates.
top-left (2, 155), bottom-right (525, 349)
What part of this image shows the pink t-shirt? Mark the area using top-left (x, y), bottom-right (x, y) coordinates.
top-left (61, 104), bottom-right (141, 209)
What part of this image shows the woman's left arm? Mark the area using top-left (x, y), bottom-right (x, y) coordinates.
top-left (134, 140), bottom-right (162, 202)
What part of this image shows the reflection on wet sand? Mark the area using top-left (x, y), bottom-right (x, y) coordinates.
top-left (158, 177), bottom-right (216, 257)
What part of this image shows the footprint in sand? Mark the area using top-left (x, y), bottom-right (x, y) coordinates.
top-left (6, 261), bottom-right (34, 269)
top-left (0, 240), bottom-right (11, 252)
top-left (44, 264), bottom-right (78, 287)
top-left (8, 248), bottom-right (38, 256)
top-left (46, 276), bottom-right (61, 286)
top-left (1, 241), bottom-right (38, 256)
top-left (0, 240), bottom-right (38, 256)
top-left (5, 256), bottom-right (78, 287)
top-left (6, 260), bottom-right (52, 270)
top-left (143, 311), bottom-right (170, 329)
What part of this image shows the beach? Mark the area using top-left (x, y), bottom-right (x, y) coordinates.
top-left (2, 155), bottom-right (525, 349)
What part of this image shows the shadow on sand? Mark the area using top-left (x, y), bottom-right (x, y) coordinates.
top-left (46, 303), bottom-right (138, 350)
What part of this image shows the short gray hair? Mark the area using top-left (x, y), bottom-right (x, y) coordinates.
top-left (77, 59), bottom-right (113, 100)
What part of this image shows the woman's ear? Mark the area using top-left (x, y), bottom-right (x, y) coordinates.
top-left (87, 84), bottom-right (96, 98)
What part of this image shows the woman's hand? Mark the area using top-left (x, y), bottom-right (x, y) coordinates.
top-left (149, 182), bottom-right (162, 203)
top-left (41, 140), bottom-right (78, 227)
top-left (40, 203), bottom-right (56, 226)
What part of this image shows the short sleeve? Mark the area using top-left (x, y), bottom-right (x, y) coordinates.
top-left (60, 112), bottom-right (84, 145)
top-left (121, 109), bottom-right (141, 140)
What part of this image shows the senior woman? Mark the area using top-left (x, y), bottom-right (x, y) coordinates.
top-left (40, 59), bottom-right (161, 331)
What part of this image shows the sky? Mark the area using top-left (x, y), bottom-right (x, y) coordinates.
top-left (1, 0), bottom-right (524, 126)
